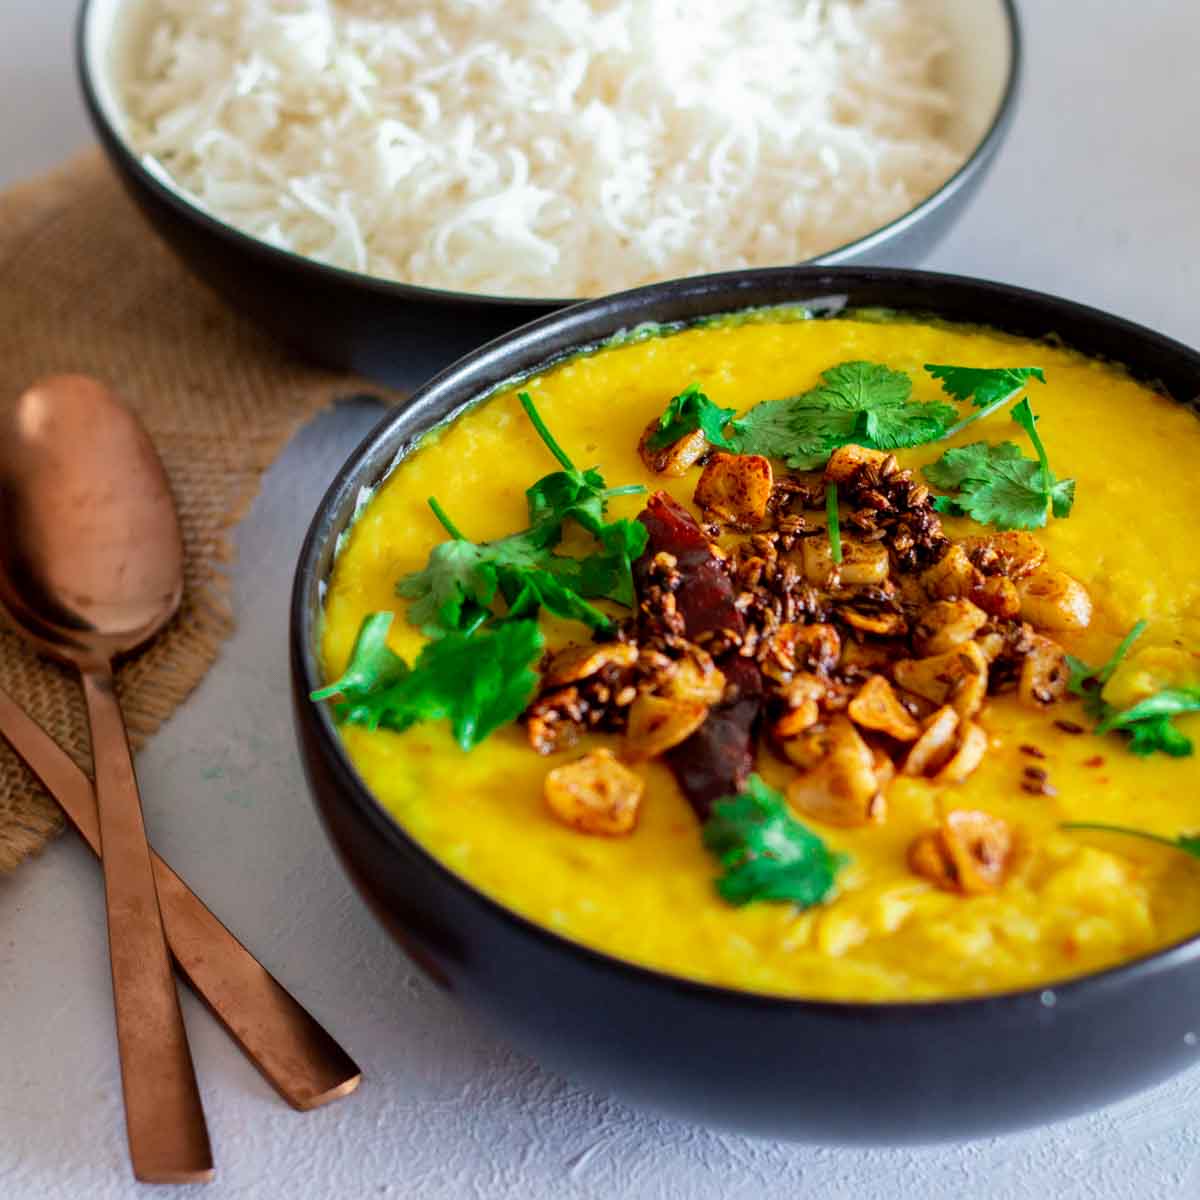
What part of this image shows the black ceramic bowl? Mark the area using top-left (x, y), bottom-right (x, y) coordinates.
top-left (291, 266), bottom-right (1200, 1143)
top-left (78, 0), bottom-right (1021, 388)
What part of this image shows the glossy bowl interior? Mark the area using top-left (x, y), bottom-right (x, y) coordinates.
top-left (80, 0), bottom-right (1020, 387)
top-left (291, 265), bottom-right (1200, 1143)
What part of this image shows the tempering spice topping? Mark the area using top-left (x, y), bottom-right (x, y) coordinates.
top-left (520, 395), bottom-right (1091, 904)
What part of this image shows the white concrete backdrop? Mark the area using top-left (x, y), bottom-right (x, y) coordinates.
top-left (1, 1), bottom-right (1199, 1197)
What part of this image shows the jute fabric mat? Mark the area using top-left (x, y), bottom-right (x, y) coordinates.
top-left (0, 150), bottom-right (381, 869)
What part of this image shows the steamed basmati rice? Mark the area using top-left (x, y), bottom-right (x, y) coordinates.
top-left (121, 0), bottom-right (963, 297)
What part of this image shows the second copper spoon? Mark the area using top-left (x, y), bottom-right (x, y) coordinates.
top-left (0, 375), bottom-right (211, 1184)
top-left (0, 682), bottom-right (362, 1111)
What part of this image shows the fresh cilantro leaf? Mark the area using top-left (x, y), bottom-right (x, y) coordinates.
top-left (734, 398), bottom-right (858, 468)
top-left (524, 462), bottom-right (645, 544)
top-left (859, 401), bottom-right (961, 452)
top-left (925, 365), bottom-right (1045, 407)
top-left (397, 537), bottom-right (498, 634)
top-left (565, 519), bottom-right (649, 608)
top-left (732, 361), bottom-right (956, 468)
top-left (924, 441), bottom-right (1054, 529)
top-left (1064, 621), bottom-right (1197, 756)
top-left (924, 440), bottom-right (1026, 490)
top-left (646, 383), bottom-right (738, 451)
top-left (398, 518), bottom-right (615, 636)
top-left (314, 613), bottom-right (544, 751)
top-left (525, 467), bottom-right (607, 542)
top-left (702, 775), bottom-right (848, 907)
top-left (959, 459), bottom-right (1054, 529)
top-left (1049, 477), bottom-right (1077, 519)
top-left (311, 612), bottom-right (408, 702)
top-left (923, 400), bottom-right (1075, 530)
top-left (1124, 715), bottom-right (1195, 757)
top-left (495, 558), bottom-right (614, 630)
top-left (1060, 823), bottom-right (1200, 859)
top-left (1096, 688), bottom-right (1200, 756)
top-left (930, 495), bottom-right (963, 516)
top-left (805, 360), bottom-right (914, 410)
top-left (725, 394), bottom-right (807, 458)
top-left (397, 512), bottom-right (533, 629)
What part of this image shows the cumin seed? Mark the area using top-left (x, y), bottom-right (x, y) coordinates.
top-left (1021, 780), bottom-right (1059, 797)
top-left (1054, 719), bottom-right (1086, 735)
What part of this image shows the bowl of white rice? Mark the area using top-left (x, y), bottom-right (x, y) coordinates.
top-left (78, 0), bottom-right (1020, 386)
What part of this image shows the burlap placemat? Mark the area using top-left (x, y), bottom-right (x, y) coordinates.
top-left (0, 149), bottom-right (382, 870)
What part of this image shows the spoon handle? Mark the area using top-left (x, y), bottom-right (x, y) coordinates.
top-left (0, 684), bottom-right (362, 1111)
top-left (82, 668), bottom-right (214, 1185)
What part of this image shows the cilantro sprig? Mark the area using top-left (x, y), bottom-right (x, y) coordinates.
top-left (401, 500), bottom-right (614, 635)
top-left (397, 394), bottom-right (648, 635)
top-left (519, 392), bottom-right (646, 539)
top-left (925, 365), bottom-right (1045, 440)
top-left (1066, 620), bottom-right (1200, 757)
top-left (1094, 690), bottom-right (1200, 756)
top-left (926, 364), bottom-right (1046, 407)
top-left (1012, 398), bottom-right (1075, 516)
top-left (312, 611), bottom-right (408, 702)
top-left (645, 362), bottom-right (1050, 474)
top-left (702, 775), bottom-right (848, 907)
top-left (312, 612), bottom-right (544, 751)
top-left (1060, 823), bottom-right (1200, 859)
top-left (923, 398), bottom-right (1075, 530)
top-left (825, 483), bottom-right (843, 565)
top-left (733, 361), bottom-right (958, 468)
top-left (1066, 619), bottom-right (1149, 709)
top-left (645, 383), bottom-right (737, 452)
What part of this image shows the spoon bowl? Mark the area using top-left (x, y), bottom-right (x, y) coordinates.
top-left (0, 374), bottom-right (212, 1184)
top-left (0, 374), bottom-right (182, 669)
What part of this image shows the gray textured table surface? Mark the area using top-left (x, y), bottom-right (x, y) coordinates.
top-left (2, 2), bottom-right (1199, 1197)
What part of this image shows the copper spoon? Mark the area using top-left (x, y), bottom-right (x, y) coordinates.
top-left (0, 683), bottom-right (362, 1111)
top-left (0, 376), bottom-right (212, 1184)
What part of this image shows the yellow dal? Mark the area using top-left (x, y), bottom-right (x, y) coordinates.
top-left (321, 316), bottom-right (1200, 1000)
